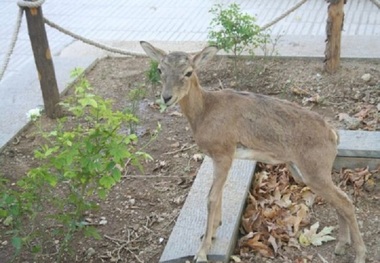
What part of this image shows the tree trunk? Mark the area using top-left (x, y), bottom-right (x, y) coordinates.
top-left (24, 3), bottom-right (62, 118)
top-left (324, 0), bottom-right (346, 73)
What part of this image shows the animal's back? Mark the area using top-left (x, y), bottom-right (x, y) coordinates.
top-left (199, 89), bottom-right (337, 161)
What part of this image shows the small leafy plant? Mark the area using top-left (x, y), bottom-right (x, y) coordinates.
top-left (0, 68), bottom-right (152, 260)
top-left (146, 59), bottom-right (161, 85)
top-left (208, 3), bottom-right (268, 76)
top-left (125, 85), bottom-right (147, 134)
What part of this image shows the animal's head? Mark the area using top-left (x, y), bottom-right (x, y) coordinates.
top-left (140, 41), bottom-right (218, 106)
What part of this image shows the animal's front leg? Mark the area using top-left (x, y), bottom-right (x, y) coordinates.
top-left (212, 194), bottom-right (222, 236)
top-left (194, 156), bottom-right (232, 263)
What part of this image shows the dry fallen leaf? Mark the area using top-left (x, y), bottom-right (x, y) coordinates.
top-left (230, 255), bottom-right (242, 262)
top-left (290, 86), bottom-right (310, 96)
top-left (302, 94), bottom-right (322, 105)
top-left (245, 233), bottom-right (274, 258)
top-left (170, 141), bottom-right (180, 148)
top-left (294, 204), bottom-right (309, 234)
top-left (299, 222), bottom-right (335, 247)
top-left (301, 187), bottom-right (316, 207)
top-left (192, 153), bottom-right (204, 162)
top-left (168, 111), bottom-right (183, 117)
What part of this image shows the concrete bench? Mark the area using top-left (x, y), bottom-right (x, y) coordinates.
top-left (160, 158), bottom-right (256, 263)
top-left (160, 130), bottom-right (380, 263)
top-left (335, 130), bottom-right (380, 170)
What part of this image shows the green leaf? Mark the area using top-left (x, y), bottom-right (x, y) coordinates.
top-left (3, 215), bottom-right (13, 226)
top-left (31, 245), bottom-right (42, 253)
top-left (70, 67), bottom-right (84, 78)
top-left (11, 236), bottom-right (22, 253)
top-left (79, 97), bottom-right (98, 108)
top-left (110, 143), bottom-right (130, 162)
top-left (112, 168), bottom-right (121, 182)
top-left (98, 189), bottom-right (107, 200)
top-left (44, 146), bottom-right (59, 157)
top-left (0, 209), bottom-right (8, 218)
top-left (64, 171), bottom-right (76, 179)
top-left (99, 176), bottom-right (115, 189)
top-left (84, 226), bottom-right (102, 240)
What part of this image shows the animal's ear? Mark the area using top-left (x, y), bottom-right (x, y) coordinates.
top-left (192, 46), bottom-right (218, 69)
top-left (140, 41), bottom-right (167, 62)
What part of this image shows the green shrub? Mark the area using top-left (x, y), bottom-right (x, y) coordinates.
top-left (208, 3), bottom-right (268, 58)
top-left (208, 3), bottom-right (269, 78)
top-left (0, 68), bottom-right (152, 260)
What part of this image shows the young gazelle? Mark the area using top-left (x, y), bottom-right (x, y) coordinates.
top-left (140, 41), bottom-right (366, 263)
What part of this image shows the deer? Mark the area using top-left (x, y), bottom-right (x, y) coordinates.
top-left (139, 41), bottom-right (366, 263)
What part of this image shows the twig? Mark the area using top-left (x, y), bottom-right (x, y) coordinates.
top-left (317, 253), bottom-right (329, 263)
top-left (164, 144), bottom-right (197, 155)
top-left (104, 234), bottom-right (128, 244)
top-left (104, 234), bottom-right (143, 263)
top-left (159, 210), bottom-right (180, 230)
top-left (127, 247), bottom-right (144, 263)
top-left (218, 79), bottom-right (224, 90)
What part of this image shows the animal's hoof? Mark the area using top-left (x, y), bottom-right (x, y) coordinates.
top-left (334, 246), bottom-right (346, 255)
top-left (193, 255), bottom-right (208, 263)
top-left (353, 247), bottom-right (367, 263)
top-left (334, 242), bottom-right (348, 255)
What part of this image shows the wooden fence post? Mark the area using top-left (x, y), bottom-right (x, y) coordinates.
top-left (24, 0), bottom-right (61, 118)
top-left (324, 0), bottom-right (346, 73)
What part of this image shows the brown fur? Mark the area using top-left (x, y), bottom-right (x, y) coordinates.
top-left (140, 41), bottom-right (366, 263)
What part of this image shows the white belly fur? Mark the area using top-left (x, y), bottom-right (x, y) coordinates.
top-left (234, 147), bottom-right (283, 165)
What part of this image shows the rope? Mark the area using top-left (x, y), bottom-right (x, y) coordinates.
top-left (0, 0), bottom-right (310, 81)
top-left (261, 0), bottom-right (308, 30)
top-left (44, 18), bottom-right (146, 57)
top-left (0, 8), bottom-right (24, 81)
top-left (17, 0), bottom-right (45, 8)
top-left (0, 0), bottom-right (46, 81)
top-left (369, 0), bottom-right (380, 9)
top-left (43, 0), bottom-right (308, 56)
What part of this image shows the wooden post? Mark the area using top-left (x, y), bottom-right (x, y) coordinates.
top-left (324, 0), bottom-right (346, 73)
top-left (24, 1), bottom-right (61, 118)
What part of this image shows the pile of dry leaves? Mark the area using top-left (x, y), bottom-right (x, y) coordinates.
top-left (338, 104), bottom-right (379, 131)
top-left (238, 163), bottom-right (379, 261)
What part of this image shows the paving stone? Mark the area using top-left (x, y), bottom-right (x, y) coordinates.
top-left (0, 56), bottom-right (97, 151)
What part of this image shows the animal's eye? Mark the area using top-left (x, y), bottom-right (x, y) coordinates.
top-left (157, 68), bottom-right (162, 74)
top-left (185, 71), bottom-right (193, 77)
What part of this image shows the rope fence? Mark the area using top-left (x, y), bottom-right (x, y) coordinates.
top-left (0, 8), bottom-right (23, 81)
top-left (0, 0), bottom-right (309, 81)
top-left (43, 18), bottom-right (146, 57)
top-left (369, 0), bottom-right (380, 9)
top-left (3, 0), bottom-right (373, 81)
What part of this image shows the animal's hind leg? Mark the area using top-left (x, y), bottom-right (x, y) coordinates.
top-left (334, 211), bottom-right (351, 255)
top-left (288, 160), bottom-right (352, 252)
top-left (299, 164), bottom-right (366, 263)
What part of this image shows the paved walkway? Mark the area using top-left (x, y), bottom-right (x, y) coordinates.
top-left (0, 0), bottom-right (379, 149)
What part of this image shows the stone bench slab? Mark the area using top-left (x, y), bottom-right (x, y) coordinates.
top-left (159, 157), bottom-right (256, 263)
top-left (160, 130), bottom-right (379, 262)
top-left (336, 130), bottom-right (380, 170)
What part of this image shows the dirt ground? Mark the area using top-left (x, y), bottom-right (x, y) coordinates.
top-left (0, 55), bottom-right (379, 263)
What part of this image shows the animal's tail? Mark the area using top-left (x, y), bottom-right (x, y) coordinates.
top-left (331, 128), bottom-right (340, 145)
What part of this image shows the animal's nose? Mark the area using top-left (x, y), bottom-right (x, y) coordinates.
top-left (163, 96), bottom-right (172, 104)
